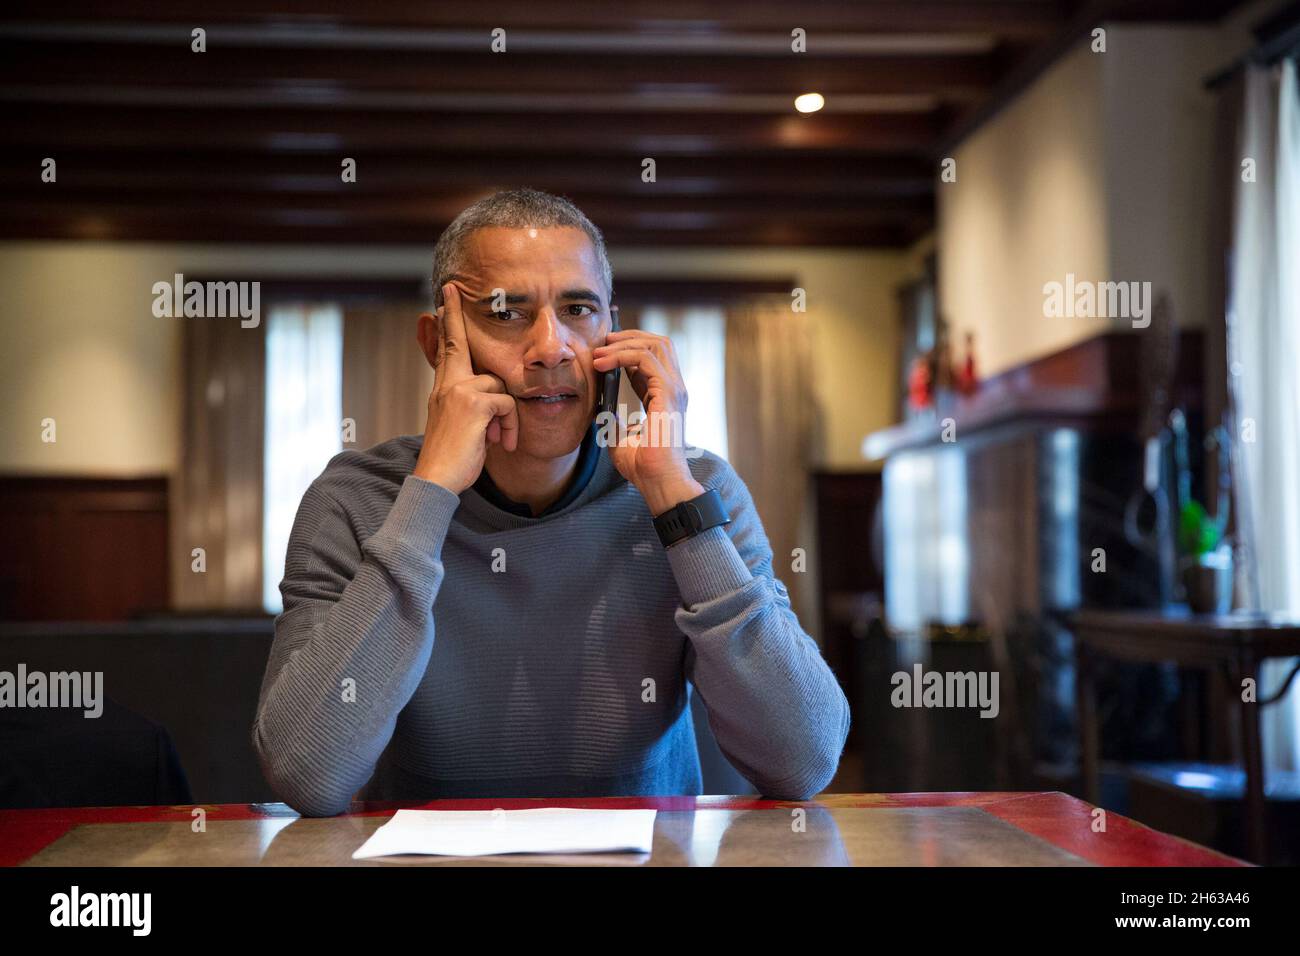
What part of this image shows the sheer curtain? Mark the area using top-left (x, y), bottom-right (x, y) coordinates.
top-left (723, 295), bottom-right (820, 637)
top-left (171, 314), bottom-right (266, 611)
top-left (341, 302), bottom-right (435, 450)
top-left (1228, 58), bottom-right (1300, 773)
top-left (262, 303), bottom-right (344, 612)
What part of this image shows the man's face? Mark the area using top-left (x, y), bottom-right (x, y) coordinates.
top-left (444, 225), bottom-right (610, 460)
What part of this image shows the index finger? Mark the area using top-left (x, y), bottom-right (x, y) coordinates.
top-left (439, 282), bottom-right (474, 380)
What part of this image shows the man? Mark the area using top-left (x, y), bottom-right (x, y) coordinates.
top-left (252, 188), bottom-right (850, 816)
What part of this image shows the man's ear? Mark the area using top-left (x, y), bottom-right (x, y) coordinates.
top-left (416, 310), bottom-right (442, 369)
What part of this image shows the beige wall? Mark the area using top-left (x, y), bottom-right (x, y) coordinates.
top-left (938, 43), bottom-right (1111, 377)
top-left (1102, 26), bottom-right (1222, 331)
top-left (938, 7), bottom-right (1285, 376)
top-left (0, 241), bottom-right (908, 477)
top-left (2, 243), bottom-right (183, 476)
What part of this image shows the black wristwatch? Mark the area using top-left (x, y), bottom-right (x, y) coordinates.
top-left (653, 487), bottom-right (731, 549)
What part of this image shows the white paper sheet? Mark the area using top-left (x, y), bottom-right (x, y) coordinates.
top-left (351, 808), bottom-right (659, 859)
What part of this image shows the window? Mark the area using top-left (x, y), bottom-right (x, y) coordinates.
top-left (635, 305), bottom-right (729, 460)
top-left (262, 303), bottom-right (344, 613)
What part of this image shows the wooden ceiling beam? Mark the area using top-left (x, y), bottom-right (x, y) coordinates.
top-left (1, 2), bottom-right (1070, 38)
top-left (0, 43), bottom-right (999, 101)
top-left (0, 191), bottom-right (932, 225)
top-left (0, 150), bottom-right (936, 197)
top-left (3, 105), bottom-right (943, 154)
top-left (0, 208), bottom-right (919, 247)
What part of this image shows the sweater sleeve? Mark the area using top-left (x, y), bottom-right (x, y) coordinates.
top-left (251, 471), bottom-right (462, 817)
top-left (667, 460), bottom-right (851, 800)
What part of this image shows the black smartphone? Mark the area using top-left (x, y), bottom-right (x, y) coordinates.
top-left (596, 305), bottom-right (621, 417)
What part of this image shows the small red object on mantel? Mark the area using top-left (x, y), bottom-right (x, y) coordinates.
top-left (958, 330), bottom-right (979, 395)
top-left (907, 354), bottom-right (933, 410)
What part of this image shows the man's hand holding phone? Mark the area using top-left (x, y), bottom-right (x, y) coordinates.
top-left (593, 328), bottom-right (704, 515)
top-left (413, 282), bottom-right (519, 494)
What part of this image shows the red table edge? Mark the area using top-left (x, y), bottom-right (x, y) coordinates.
top-left (0, 790), bottom-right (1249, 867)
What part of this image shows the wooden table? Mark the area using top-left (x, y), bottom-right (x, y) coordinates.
top-left (1072, 608), bottom-right (1300, 865)
top-left (1, 792), bottom-right (1245, 866)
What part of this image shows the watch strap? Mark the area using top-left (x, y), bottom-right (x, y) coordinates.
top-left (653, 487), bottom-right (731, 548)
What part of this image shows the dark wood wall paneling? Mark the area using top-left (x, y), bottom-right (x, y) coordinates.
top-left (0, 476), bottom-right (170, 621)
top-left (813, 470), bottom-right (884, 749)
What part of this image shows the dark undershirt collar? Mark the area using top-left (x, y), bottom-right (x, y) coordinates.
top-left (472, 422), bottom-right (599, 518)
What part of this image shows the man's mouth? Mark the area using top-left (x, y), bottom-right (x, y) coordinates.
top-left (517, 387), bottom-right (579, 405)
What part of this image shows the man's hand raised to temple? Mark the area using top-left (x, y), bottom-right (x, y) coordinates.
top-left (413, 282), bottom-right (519, 494)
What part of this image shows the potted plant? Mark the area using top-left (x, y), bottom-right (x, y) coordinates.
top-left (1178, 499), bottom-right (1232, 614)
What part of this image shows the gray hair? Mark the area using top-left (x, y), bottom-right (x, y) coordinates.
top-left (431, 187), bottom-right (613, 308)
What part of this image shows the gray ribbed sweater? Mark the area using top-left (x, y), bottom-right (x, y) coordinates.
top-left (252, 434), bottom-right (851, 816)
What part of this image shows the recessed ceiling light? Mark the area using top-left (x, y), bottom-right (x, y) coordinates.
top-left (794, 92), bottom-right (825, 113)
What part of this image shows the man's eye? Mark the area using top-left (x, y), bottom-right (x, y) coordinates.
top-left (566, 305), bottom-right (594, 317)
top-left (489, 310), bottom-right (521, 322)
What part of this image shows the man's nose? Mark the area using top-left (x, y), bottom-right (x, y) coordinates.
top-left (524, 308), bottom-right (575, 369)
